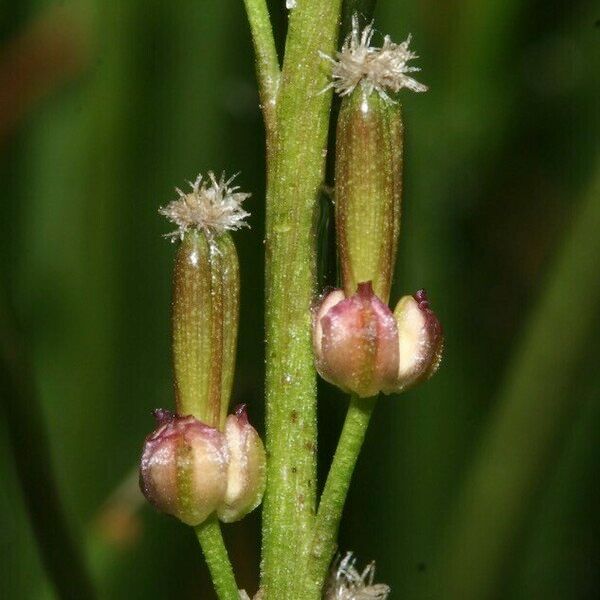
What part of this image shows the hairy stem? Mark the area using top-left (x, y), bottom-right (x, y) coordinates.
top-left (260, 1), bottom-right (343, 598)
top-left (195, 519), bottom-right (239, 600)
top-left (241, 0), bottom-right (280, 140)
top-left (302, 396), bottom-right (375, 598)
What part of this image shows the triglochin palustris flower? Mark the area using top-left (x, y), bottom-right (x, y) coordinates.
top-left (159, 172), bottom-right (250, 242)
top-left (320, 14), bottom-right (428, 103)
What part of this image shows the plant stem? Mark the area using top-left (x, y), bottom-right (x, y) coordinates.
top-left (260, 1), bottom-right (343, 598)
top-left (302, 395), bottom-right (376, 598)
top-left (241, 0), bottom-right (280, 139)
top-left (195, 519), bottom-right (239, 600)
top-left (424, 161), bottom-right (600, 600)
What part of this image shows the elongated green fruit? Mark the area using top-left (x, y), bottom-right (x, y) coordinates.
top-left (335, 91), bottom-right (403, 303)
top-left (172, 231), bottom-right (239, 428)
top-left (160, 171), bottom-right (248, 428)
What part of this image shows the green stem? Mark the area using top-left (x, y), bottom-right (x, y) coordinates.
top-left (260, 1), bottom-right (343, 598)
top-left (424, 161), bottom-right (600, 600)
top-left (302, 396), bottom-right (375, 598)
top-left (241, 0), bottom-right (280, 139)
top-left (195, 519), bottom-right (239, 600)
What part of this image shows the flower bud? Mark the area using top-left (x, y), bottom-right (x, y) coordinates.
top-left (313, 282), bottom-right (399, 398)
top-left (139, 409), bottom-right (228, 526)
top-left (217, 405), bottom-right (266, 523)
top-left (313, 285), bottom-right (443, 397)
top-left (391, 289), bottom-right (443, 392)
top-left (335, 91), bottom-right (403, 303)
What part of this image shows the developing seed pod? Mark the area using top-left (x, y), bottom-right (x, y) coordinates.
top-left (314, 18), bottom-right (439, 398)
top-left (160, 173), bottom-right (250, 428)
top-left (171, 231), bottom-right (239, 428)
top-left (323, 16), bottom-right (427, 302)
top-left (335, 91), bottom-right (403, 303)
top-left (217, 405), bottom-right (267, 523)
top-left (139, 409), bottom-right (228, 526)
top-left (142, 172), bottom-right (265, 528)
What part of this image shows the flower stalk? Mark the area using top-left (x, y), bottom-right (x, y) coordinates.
top-left (258, 2), bottom-right (344, 599)
top-left (241, 0), bottom-right (279, 141)
top-left (302, 396), bottom-right (376, 599)
top-left (195, 518), bottom-right (240, 600)
top-left (241, 7), bottom-right (437, 597)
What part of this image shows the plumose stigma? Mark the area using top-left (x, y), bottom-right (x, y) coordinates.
top-left (159, 172), bottom-right (250, 241)
top-left (320, 15), bottom-right (427, 102)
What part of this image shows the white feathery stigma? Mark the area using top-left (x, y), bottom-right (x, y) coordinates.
top-left (159, 172), bottom-right (250, 242)
top-left (325, 552), bottom-right (390, 600)
top-left (320, 14), bottom-right (428, 102)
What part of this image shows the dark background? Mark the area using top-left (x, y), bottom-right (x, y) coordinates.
top-left (1, 0), bottom-right (598, 598)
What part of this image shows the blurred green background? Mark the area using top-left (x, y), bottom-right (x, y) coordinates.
top-left (1, 0), bottom-right (599, 598)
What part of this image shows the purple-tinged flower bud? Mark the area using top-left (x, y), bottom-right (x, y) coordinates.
top-left (389, 289), bottom-right (443, 392)
top-left (139, 409), bottom-right (228, 526)
top-left (217, 405), bottom-right (266, 523)
top-left (312, 282), bottom-right (399, 398)
top-left (313, 285), bottom-right (443, 397)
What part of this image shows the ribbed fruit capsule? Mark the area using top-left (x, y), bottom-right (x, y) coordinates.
top-left (172, 231), bottom-right (239, 428)
top-left (334, 69), bottom-right (404, 303)
top-left (159, 172), bottom-right (250, 429)
top-left (142, 173), bottom-right (267, 529)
